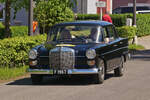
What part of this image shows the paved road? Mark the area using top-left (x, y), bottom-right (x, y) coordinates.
top-left (138, 35), bottom-right (150, 49)
top-left (0, 51), bottom-right (150, 100)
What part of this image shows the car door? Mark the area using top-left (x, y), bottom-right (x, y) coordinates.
top-left (106, 25), bottom-right (121, 70)
top-left (97, 26), bottom-right (114, 71)
top-left (100, 25), bottom-right (121, 71)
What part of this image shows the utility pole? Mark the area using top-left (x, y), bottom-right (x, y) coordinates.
top-left (81, 0), bottom-right (83, 14)
top-left (28, 0), bottom-right (33, 36)
top-left (133, 0), bottom-right (136, 27)
top-left (133, 0), bottom-right (138, 44)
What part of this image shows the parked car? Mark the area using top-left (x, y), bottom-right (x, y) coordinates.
top-left (28, 21), bottom-right (129, 84)
top-left (136, 10), bottom-right (150, 14)
top-left (113, 6), bottom-right (150, 14)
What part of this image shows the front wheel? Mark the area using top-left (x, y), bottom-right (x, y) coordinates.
top-left (114, 56), bottom-right (124, 77)
top-left (93, 59), bottom-right (105, 84)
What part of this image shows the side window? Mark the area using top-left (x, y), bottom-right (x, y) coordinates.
top-left (102, 27), bottom-right (108, 38)
top-left (106, 26), bottom-right (116, 42)
top-left (101, 27), bottom-right (110, 43)
top-left (47, 27), bottom-right (59, 41)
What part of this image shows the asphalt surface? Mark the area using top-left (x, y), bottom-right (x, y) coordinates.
top-left (0, 51), bottom-right (150, 100)
top-left (138, 35), bottom-right (150, 49)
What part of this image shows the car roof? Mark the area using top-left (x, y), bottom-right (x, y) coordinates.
top-left (55, 21), bottom-right (112, 27)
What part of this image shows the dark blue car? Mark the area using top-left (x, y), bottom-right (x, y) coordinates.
top-left (28, 21), bottom-right (129, 84)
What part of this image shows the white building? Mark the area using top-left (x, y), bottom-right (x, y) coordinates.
top-left (75, 0), bottom-right (97, 14)
top-left (74, 0), bottom-right (112, 14)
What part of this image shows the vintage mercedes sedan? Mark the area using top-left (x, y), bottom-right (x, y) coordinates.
top-left (28, 21), bottom-right (129, 84)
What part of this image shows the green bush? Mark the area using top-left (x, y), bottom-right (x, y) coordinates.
top-left (116, 26), bottom-right (136, 39)
top-left (10, 26), bottom-right (28, 37)
top-left (0, 35), bottom-right (46, 68)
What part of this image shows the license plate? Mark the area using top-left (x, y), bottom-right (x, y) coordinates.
top-left (53, 69), bottom-right (68, 75)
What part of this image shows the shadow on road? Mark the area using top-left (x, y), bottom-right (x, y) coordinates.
top-left (131, 49), bottom-right (150, 61)
top-left (6, 73), bottom-right (114, 86)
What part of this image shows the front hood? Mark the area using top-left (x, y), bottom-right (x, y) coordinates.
top-left (38, 42), bottom-right (102, 57)
top-left (44, 42), bottom-right (98, 51)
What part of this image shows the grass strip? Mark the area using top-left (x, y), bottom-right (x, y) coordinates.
top-left (129, 44), bottom-right (145, 51)
top-left (0, 66), bottom-right (28, 80)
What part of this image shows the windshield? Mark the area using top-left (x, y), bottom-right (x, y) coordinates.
top-left (47, 25), bottom-right (101, 43)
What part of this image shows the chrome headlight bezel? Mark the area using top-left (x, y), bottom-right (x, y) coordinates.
top-left (86, 49), bottom-right (96, 59)
top-left (29, 49), bottom-right (38, 59)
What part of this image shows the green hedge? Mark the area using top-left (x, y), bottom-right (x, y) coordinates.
top-left (113, 14), bottom-right (150, 37)
top-left (116, 26), bottom-right (136, 39)
top-left (110, 14), bottom-right (129, 27)
top-left (0, 35), bottom-right (46, 68)
top-left (77, 14), bottom-right (100, 20)
top-left (136, 14), bottom-right (150, 37)
top-left (0, 23), bottom-right (28, 39)
top-left (76, 14), bottom-right (150, 37)
top-left (77, 14), bottom-right (129, 27)
top-left (10, 26), bottom-right (28, 37)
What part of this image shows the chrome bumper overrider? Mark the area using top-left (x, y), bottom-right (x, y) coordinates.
top-left (28, 68), bottom-right (99, 75)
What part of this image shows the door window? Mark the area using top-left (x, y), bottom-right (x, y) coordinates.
top-left (106, 26), bottom-right (117, 42)
top-left (101, 27), bottom-right (109, 43)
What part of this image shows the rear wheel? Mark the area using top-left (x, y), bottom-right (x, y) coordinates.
top-left (114, 56), bottom-right (124, 77)
top-left (93, 59), bottom-right (105, 84)
top-left (31, 74), bottom-right (43, 85)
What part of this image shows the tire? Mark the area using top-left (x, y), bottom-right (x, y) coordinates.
top-left (114, 56), bottom-right (124, 77)
top-left (31, 74), bottom-right (43, 85)
top-left (93, 59), bottom-right (105, 84)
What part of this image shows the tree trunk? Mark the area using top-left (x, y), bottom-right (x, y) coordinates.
top-left (5, 0), bottom-right (11, 38)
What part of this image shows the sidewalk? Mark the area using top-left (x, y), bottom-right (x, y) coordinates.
top-left (138, 35), bottom-right (150, 49)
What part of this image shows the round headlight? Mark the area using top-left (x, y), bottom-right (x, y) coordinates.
top-left (29, 49), bottom-right (38, 59)
top-left (86, 49), bottom-right (96, 59)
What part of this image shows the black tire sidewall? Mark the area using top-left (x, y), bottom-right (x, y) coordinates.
top-left (94, 59), bottom-right (105, 84)
top-left (114, 56), bottom-right (124, 77)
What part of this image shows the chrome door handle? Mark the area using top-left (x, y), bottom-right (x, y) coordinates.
top-left (113, 45), bottom-right (118, 47)
top-left (120, 42), bottom-right (123, 44)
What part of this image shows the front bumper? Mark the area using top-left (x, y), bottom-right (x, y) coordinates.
top-left (28, 68), bottom-right (99, 75)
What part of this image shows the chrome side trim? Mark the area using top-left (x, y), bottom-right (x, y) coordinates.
top-left (102, 46), bottom-right (128, 56)
top-left (39, 56), bottom-right (49, 58)
top-left (28, 68), bottom-right (99, 75)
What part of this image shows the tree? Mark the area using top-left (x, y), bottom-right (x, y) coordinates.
top-left (34, 0), bottom-right (75, 34)
top-left (0, 0), bottom-right (11, 38)
top-left (0, 0), bottom-right (29, 38)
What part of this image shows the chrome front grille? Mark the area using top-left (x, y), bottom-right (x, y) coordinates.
top-left (49, 47), bottom-right (75, 69)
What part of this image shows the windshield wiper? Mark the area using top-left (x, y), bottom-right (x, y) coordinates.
top-left (57, 39), bottom-right (73, 43)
